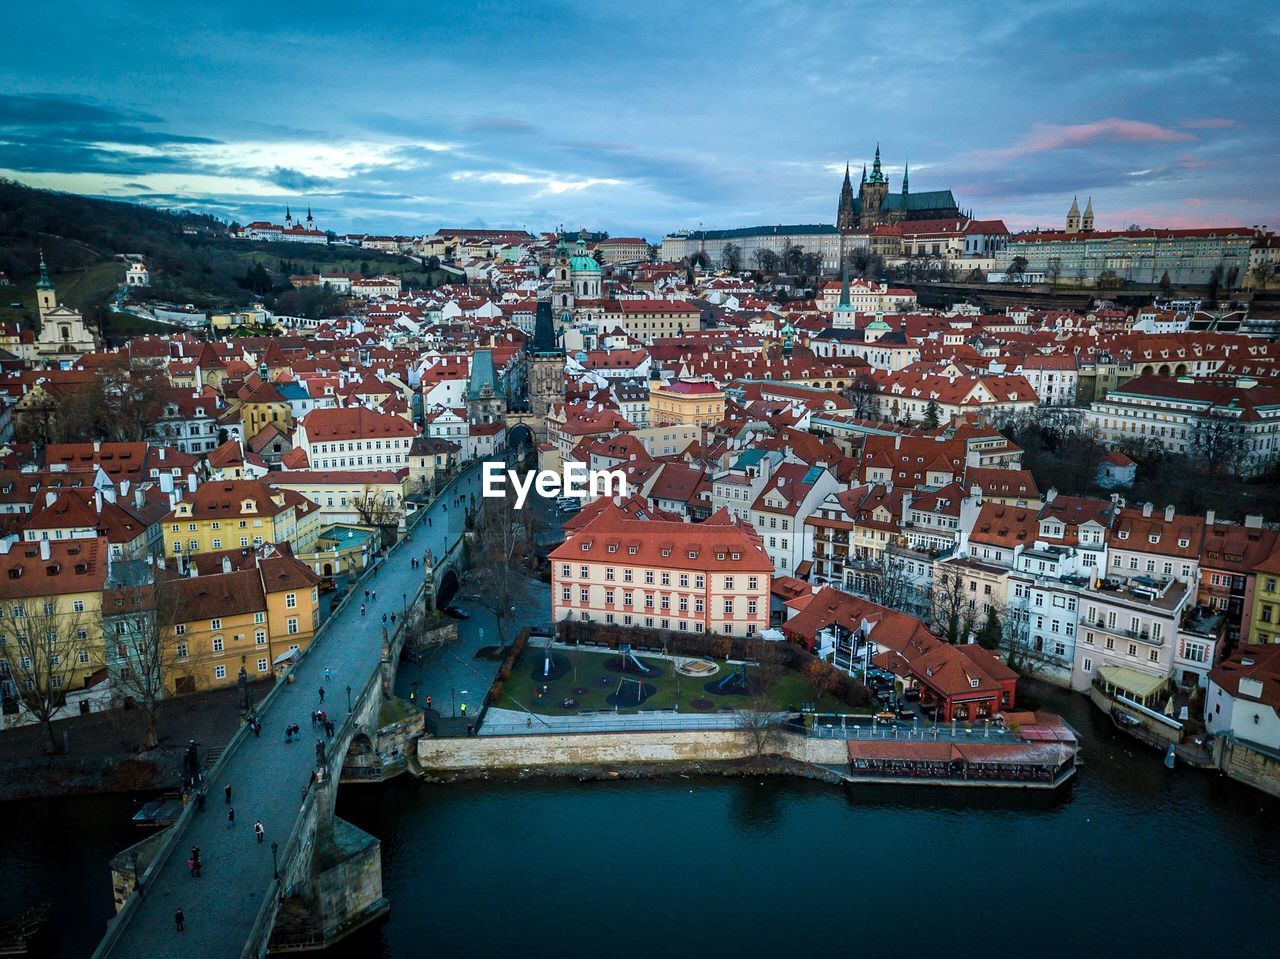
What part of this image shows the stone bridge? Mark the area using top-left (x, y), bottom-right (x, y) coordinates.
top-left (93, 463), bottom-right (484, 959)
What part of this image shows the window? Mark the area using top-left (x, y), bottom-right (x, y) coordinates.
top-left (254, 612), bottom-right (265, 625)
top-left (725, 576), bottom-right (735, 590)
top-left (748, 577), bottom-right (758, 591)
top-left (211, 618), bottom-right (222, 630)
top-left (257, 658), bottom-right (269, 672)
top-left (560, 564), bottom-right (570, 578)
top-left (561, 586), bottom-right (571, 602)
top-left (256, 630), bottom-right (266, 645)
top-left (645, 571), bottom-right (654, 585)
top-left (723, 600), bottom-right (734, 616)
top-left (579, 588), bottom-right (590, 604)
top-left (579, 565), bottom-right (589, 579)
top-left (214, 665), bottom-right (226, 680)
top-left (1082, 657), bottom-right (1093, 673)
top-left (175, 624), bottom-right (187, 636)
top-left (72, 599), bottom-right (85, 613)
top-left (285, 593), bottom-right (297, 609)
top-left (287, 618), bottom-right (298, 634)
top-left (212, 636), bottom-right (224, 652)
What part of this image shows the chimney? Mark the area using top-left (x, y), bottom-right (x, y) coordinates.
top-left (94, 491), bottom-right (103, 514)
top-left (39, 539), bottom-right (50, 561)
top-left (1205, 509), bottom-right (1216, 528)
top-left (222, 556), bottom-right (232, 574)
top-left (894, 435), bottom-right (901, 450)
top-left (188, 474), bottom-right (198, 494)
top-left (1164, 504), bottom-right (1175, 522)
top-left (1142, 502), bottom-right (1153, 518)
top-left (159, 473), bottom-right (174, 494)
top-left (1245, 514), bottom-right (1264, 529)
top-left (45, 491), bottom-right (56, 508)
top-left (159, 448), bottom-right (166, 461)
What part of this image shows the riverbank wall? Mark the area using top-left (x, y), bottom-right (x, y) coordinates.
top-left (416, 728), bottom-right (849, 778)
top-left (0, 750), bottom-right (182, 802)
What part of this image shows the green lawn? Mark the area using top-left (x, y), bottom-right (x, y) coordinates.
top-left (497, 647), bottom-right (863, 716)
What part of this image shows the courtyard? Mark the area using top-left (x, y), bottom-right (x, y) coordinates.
top-left (493, 644), bottom-right (863, 717)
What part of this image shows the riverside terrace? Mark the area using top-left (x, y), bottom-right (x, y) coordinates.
top-left (92, 464), bottom-right (485, 959)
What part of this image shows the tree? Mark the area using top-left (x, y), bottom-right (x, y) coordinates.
top-left (781, 241), bottom-right (804, 275)
top-left (922, 399), bottom-right (942, 430)
top-left (720, 242), bottom-right (742, 273)
top-left (752, 247), bottom-right (780, 275)
top-left (238, 263), bottom-right (272, 295)
top-left (470, 493), bottom-right (529, 650)
top-left (1187, 409), bottom-right (1248, 477)
top-left (1046, 257), bottom-right (1063, 288)
top-left (1000, 597), bottom-right (1059, 679)
top-left (735, 668), bottom-right (782, 759)
top-left (1, 597), bottom-right (101, 753)
top-left (976, 604), bottom-right (1003, 650)
top-left (1006, 255), bottom-right (1029, 283)
top-left (107, 575), bottom-right (184, 749)
top-left (851, 548), bottom-right (924, 617)
top-left (354, 486), bottom-right (403, 549)
top-left (1159, 270), bottom-right (1172, 292)
top-left (843, 372), bottom-right (880, 420)
top-left (930, 565), bottom-right (976, 644)
top-left (687, 250), bottom-right (711, 271)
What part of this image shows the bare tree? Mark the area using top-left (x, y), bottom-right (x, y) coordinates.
top-left (470, 494), bottom-right (528, 650)
top-left (106, 575), bottom-right (184, 749)
top-left (843, 372), bottom-right (880, 420)
top-left (850, 549), bottom-right (916, 614)
top-left (1, 598), bottom-right (100, 753)
top-left (720, 242), bottom-right (742, 273)
top-left (930, 564), bottom-right (977, 644)
top-left (735, 668), bottom-right (782, 758)
top-left (354, 485), bottom-right (402, 548)
top-left (999, 596), bottom-right (1059, 679)
top-left (753, 248), bottom-right (780, 274)
top-left (1187, 409), bottom-right (1248, 477)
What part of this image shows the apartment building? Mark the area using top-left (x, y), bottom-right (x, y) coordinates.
top-left (549, 505), bottom-right (771, 637)
top-left (295, 407), bottom-right (418, 471)
top-left (160, 549), bottom-right (321, 694)
top-left (162, 480), bottom-right (321, 559)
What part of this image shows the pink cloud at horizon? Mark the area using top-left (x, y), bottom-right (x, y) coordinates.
top-left (980, 118), bottom-right (1194, 161)
top-left (1179, 118), bottom-right (1238, 129)
top-left (1001, 203), bottom-right (1276, 232)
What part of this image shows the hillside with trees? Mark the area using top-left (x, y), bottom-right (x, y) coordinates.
top-left (0, 179), bottom-right (446, 335)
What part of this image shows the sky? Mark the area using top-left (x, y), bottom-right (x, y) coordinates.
top-left (1, 0), bottom-right (1277, 240)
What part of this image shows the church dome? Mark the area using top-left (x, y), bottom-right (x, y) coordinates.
top-left (568, 254), bottom-right (600, 273)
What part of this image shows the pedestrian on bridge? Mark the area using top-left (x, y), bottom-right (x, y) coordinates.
top-left (364, 589), bottom-right (369, 601)
top-left (227, 807), bottom-right (236, 828)
top-left (372, 590), bottom-right (377, 602)
top-left (254, 821), bottom-right (265, 843)
top-left (225, 784), bottom-right (232, 804)
top-left (318, 686), bottom-right (326, 704)
top-left (382, 612), bottom-right (388, 625)
top-left (360, 604), bottom-right (366, 615)
top-left (174, 908), bottom-right (184, 932)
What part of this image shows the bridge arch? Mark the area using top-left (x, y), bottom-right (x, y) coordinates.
top-left (436, 568), bottom-right (460, 608)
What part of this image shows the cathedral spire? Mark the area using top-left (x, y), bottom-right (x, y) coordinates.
top-left (902, 159), bottom-right (910, 196)
top-left (860, 163), bottom-right (866, 184)
top-left (867, 142), bottom-right (886, 184)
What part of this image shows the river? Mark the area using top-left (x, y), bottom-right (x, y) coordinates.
top-left (5, 686), bottom-right (1279, 958)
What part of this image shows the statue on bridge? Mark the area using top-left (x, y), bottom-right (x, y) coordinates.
top-left (315, 738), bottom-right (327, 769)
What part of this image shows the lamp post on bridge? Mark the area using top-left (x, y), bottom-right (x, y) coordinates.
top-left (238, 664), bottom-right (254, 719)
top-left (346, 685), bottom-right (352, 713)
top-left (271, 841), bottom-right (279, 881)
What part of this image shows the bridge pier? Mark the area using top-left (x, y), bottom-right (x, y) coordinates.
top-left (267, 817), bottom-right (389, 953)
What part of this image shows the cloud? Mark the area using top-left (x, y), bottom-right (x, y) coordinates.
top-left (450, 170), bottom-right (624, 196)
top-left (462, 117), bottom-right (538, 134)
top-left (984, 118), bottom-right (1194, 160)
top-left (1179, 118), bottom-right (1237, 129)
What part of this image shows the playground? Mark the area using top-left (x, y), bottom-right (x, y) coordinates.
top-left (495, 644), bottom-right (859, 716)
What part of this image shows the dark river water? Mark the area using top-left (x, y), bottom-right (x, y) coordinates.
top-left (6, 686), bottom-right (1280, 958)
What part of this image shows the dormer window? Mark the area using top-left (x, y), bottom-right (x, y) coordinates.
top-left (581, 543), bottom-right (590, 551)
top-left (970, 678), bottom-right (980, 688)
top-left (660, 549), bottom-right (670, 557)
top-left (1117, 530), bottom-right (1128, 540)
top-left (628, 546), bottom-right (637, 555)
top-left (1178, 538), bottom-right (1189, 548)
